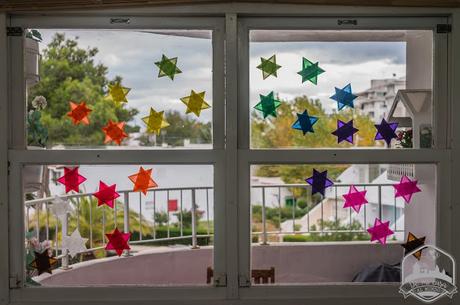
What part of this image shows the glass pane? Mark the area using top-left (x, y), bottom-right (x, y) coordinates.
top-left (25, 29), bottom-right (213, 149)
top-left (250, 30), bottom-right (434, 149)
top-left (250, 163), bottom-right (436, 284)
top-left (23, 164), bottom-right (214, 286)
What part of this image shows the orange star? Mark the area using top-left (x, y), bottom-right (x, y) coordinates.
top-left (102, 120), bottom-right (128, 145)
top-left (128, 167), bottom-right (158, 195)
top-left (67, 101), bottom-right (92, 125)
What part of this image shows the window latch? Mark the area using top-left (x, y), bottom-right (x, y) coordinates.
top-left (239, 274), bottom-right (251, 287)
top-left (9, 275), bottom-right (21, 289)
top-left (7, 27), bottom-right (23, 37)
top-left (337, 19), bottom-right (358, 26)
top-left (436, 24), bottom-right (452, 33)
top-left (214, 272), bottom-right (227, 287)
top-left (110, 18), bottom-right (131, 24)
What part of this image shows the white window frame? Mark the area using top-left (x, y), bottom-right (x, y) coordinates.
top-left (0, 6), bottom-right (458, 305)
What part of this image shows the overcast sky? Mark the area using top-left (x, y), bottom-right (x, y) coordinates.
top-left (39, 29), bottom-right (406, 127)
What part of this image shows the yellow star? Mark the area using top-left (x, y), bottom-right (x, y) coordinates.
top-left (142, 107), bottom-right (170, 135)
top-left (180, 90), bottom-right (211, 117)
top-left (106, 83), bottom-right (130, 105)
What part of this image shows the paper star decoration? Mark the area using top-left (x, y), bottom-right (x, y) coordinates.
top-left (254, 91), bottom-right (281, 119)
top-left (401, 232), bottom-right (426, 260)
top-left (291, 110), bottom-right (318, 135)
top-left (128, 166), bottom-right (158, 195)
top-left (106, 82), bottom-right (130, 105)
top-left (257, 55), bottom-right (282, 79)
top-left (102, 120), bottom-right (128, 145)
top-left (375, 118), bottom-right (398, 146)
top-left (30, 250), bottom-right (58, 275)
top-left (305, 169), bottom-right (334, 196)
top-left (142, 107), bottom-right (170, 135)
top-left (180, 90), bottom-right (211, 117)
top-left (66, 101), bottom-right (92, 125)
top-left (155, 54), bottom-right (182, 80)
top-left (393, 175), bottom-right (421, 204)
top-left (367, 218), bottom-right (394, 244)
top-left (343, 185), bottom-right (368, 213)
top-left (297, 57), bottom-right (325, 85)
top-left (93, 181), bottom-right (120, 208)
top-left (62, 229), bottom-right (88, 258)
top-left (332, 119), bottom-right (359, 144)
top-left (330, 83), bottom-right (358, 110)
top-left (105, 228), bottom-right (131, 256)
top-left (57, 166), bottom-right (87, 193)
top-left (50, 196), bottom-right (74, 219)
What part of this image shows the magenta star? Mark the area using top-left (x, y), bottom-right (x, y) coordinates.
top-left (374, 118), bottom-right (398, 145)
top-left (393, 175), bottom-right (421, 204)
top-left (367, 218), bottom-right (394, 244)
top-left (343, 185), bottom-right (368, 213)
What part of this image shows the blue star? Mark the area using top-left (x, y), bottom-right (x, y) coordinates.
top-left (330, 83), bottom-right (358, 110)
top-left (292, 110), bottom-right (318, 135)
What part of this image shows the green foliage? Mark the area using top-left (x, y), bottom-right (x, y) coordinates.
top-left (137, 110), bottom-right (211, 147)
top-left (173, 209), bottom-right (205, 229)
top-left (283, 220), bottom-right (369, 242)
top-left (132, 226), bottom-right (211, 246)
top-left (28, 33), bottom-right (139, 147)
top-left (252, 204), bottom-right (309, 229)
top-left (27, 110), bottom-right (48, 147)
top-left (154, 212), bottom-right (169, 227)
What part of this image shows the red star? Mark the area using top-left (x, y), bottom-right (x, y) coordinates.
top-left (393, 175), bottom-right (421, 204)
top-left (57, 167), bottom-right (87, 193)
top-left (93, 181), bottom-right (120, 208)
top-left (102, 120), bottom-right (128, 145)
top-left (343, 185), bottom-right (368, 213)
top-left (105, 228), bottom-right (131, 256)
top-left (67, 101), bottom-right (92, 125)
top-left (128, 167), bottom-right (158, 195)
top-left (367, 218), bottom-right (394, 244)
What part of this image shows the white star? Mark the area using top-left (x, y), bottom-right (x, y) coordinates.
top-left (50, 196), bottom-right (73, 219)
top-left (62, 229), bottom-right (88, 258)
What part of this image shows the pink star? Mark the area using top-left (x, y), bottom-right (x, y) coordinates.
top-left (93, 181), bottom-right (120, 208)
top-left (343, 185), bottom-right (368, 213)
top-left (105, 228), bottom-right (131, 256)
top-left (367, 218), bottom-right (394, 244)
top-left (57, 167), bottom-right (87, 193)
top-left (393, 175), bottom-right (421, 204)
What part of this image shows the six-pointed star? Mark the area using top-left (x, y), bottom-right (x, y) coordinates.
top-left (142, 107), bottom-right (170, 135)
top-left (57, 167), bottom-right (87, 193)
top-left (62, 229), bottom-right (88, 258)
top-left (367, 218), bottom-right (394, 244)
top-left (93, 180), bottom-right (120, 208)
top-left (291, 110), bottom-right (318, 135)
top-left (155, 54), bottom-right (182, 80)
top-left (30, 250), bottom-right (58, 275)
top-left (102, 120), bottom-right (128, 145)
top-left (393, 175), bottom-right (421, 204)
top-left (375, 118), bottom-right (398, 146)
top-left (128, 166), bottom-right (158, 195)
top-left (254, 91), bottom-right (281, 119)
top-left (305, 169), bottom-right (334, 196)
top-left (343, 185), bottom-right (368, 213)
top-left (331, 119), bottom-right (359, 144)
top-left (50, 196), bottom-right (74, 219)
top-left (105, 228), bottom-right (131, 256)
top-left (180, 90), bottom-right (211, 117)
top-left (66, 101), bottom-right (92, 125)
top-left (330, 83), bottom-right (358, 110)
top-left (401, 232), bottom-right (426, 260)
top-left (257, 54), bottom-right (282, 79)
top-left (106, 82), bottom-right (131, 105)
top-left (297, 57), bottom-right (325, 85)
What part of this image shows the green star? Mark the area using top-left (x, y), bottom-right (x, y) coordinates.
top-left (154, 54), bottom-right (182, 80)
top-left (297, 57), bottom-right (325, 85)
top-left (254, 91), bottom-right (281, 119)
top-left (257, 54), bottom-right (281, 79)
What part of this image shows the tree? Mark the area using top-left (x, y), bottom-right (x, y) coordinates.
top-left (28, 33), bottom-right (139, 147)
top-left (251, 95), bottom-right (378, 183)
top-left (137, 110), bottom-right (211, 147)
top-left (154, 211), bottom-right (169, 227)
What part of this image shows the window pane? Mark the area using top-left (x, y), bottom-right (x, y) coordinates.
top-left (250, 30), bottom-right (433, 149)
top-left (250, 163), bottom-right (436, 284)
top-left (25, 29), bottom-right (213, 149)
top-left (23, 164), bottom-right (214, 286)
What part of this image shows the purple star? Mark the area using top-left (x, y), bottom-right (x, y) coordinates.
top-left (375, 118), bottom-right (398, 145)
top-left (305, 169), bottom-right (334, 196)
top-left (331, 119), bottom-right (359, 144)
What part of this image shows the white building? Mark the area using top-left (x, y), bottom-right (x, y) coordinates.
top-left (355, 78), bottom-right (406, 123)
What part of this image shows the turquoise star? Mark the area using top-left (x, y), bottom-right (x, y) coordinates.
top-left (330, 83), bottom-right (358, 110)
top-left (254, 91), bottom-right (281, 119)
top-left (297, 57), bottom-right (325, 85)
top-left (292, 110), bottom-right (318, 135)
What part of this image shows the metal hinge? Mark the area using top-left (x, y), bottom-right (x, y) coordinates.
top-left (213, 272), bottom-right (227, 287)
top-left (437, 24), bottom-right (452, 33)
top-left (9, 275), bottom-right (21, 289)
top-left (238, 274), bottom-right (251, 287)
top-left (6, 27), bottom-right (23, 37)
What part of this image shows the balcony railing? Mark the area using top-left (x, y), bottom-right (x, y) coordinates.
top-left (24, 183), bottom-right (403, 271)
